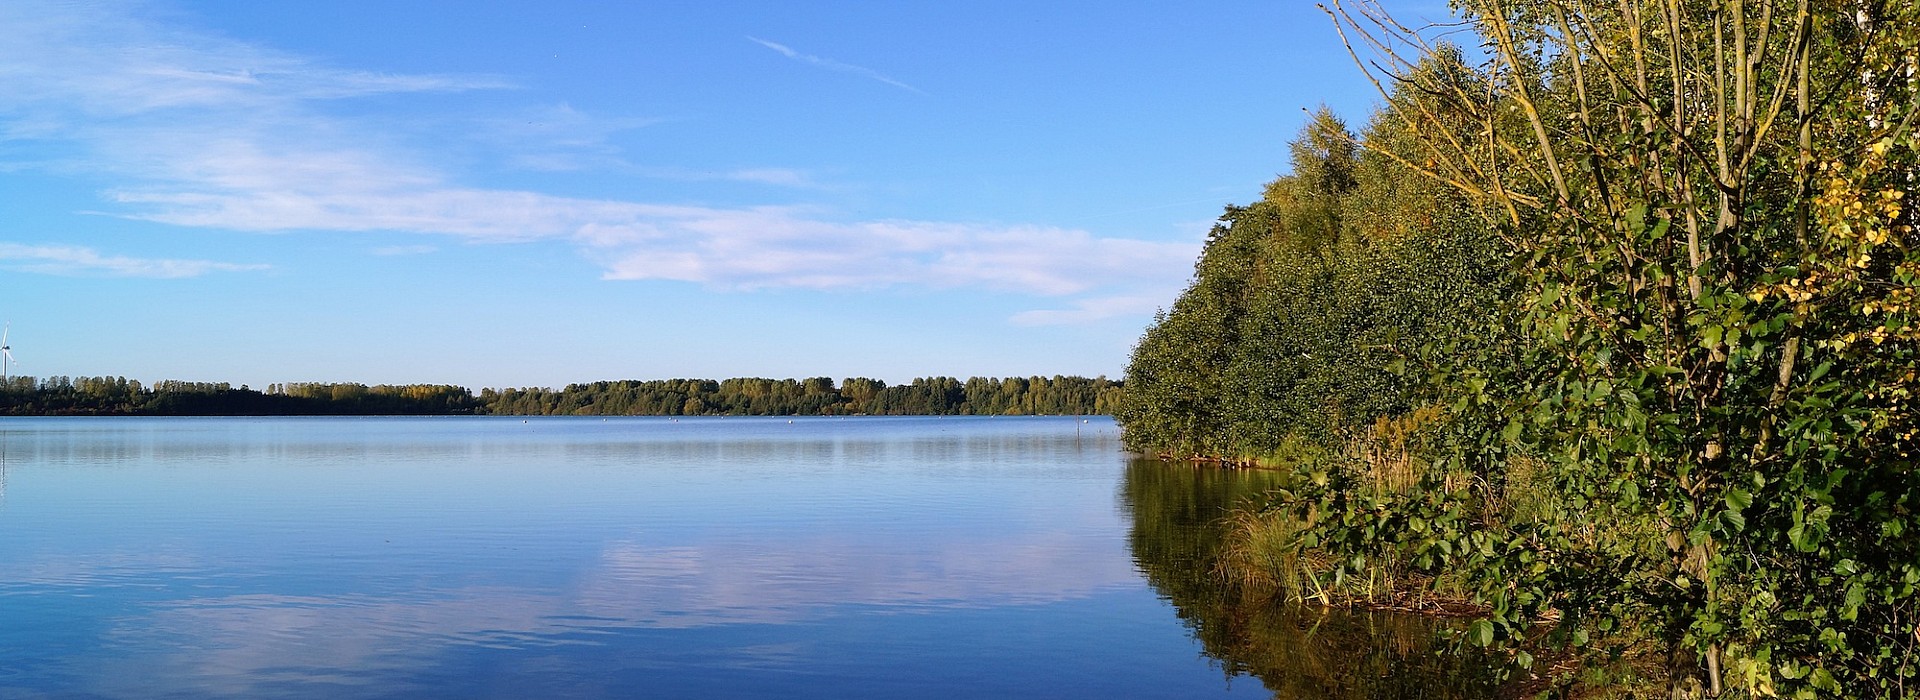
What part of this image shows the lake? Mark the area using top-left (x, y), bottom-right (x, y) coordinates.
top-left (0, 416), bottom-right (1490, 698)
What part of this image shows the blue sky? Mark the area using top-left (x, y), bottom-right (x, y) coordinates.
top-left (0, 0), bottom-right (1450, 390)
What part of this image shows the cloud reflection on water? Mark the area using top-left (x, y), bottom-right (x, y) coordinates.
top-left (73, 527), bottom-right (1135, 697)
top-left (0, 418), bottom-right (1142, 698)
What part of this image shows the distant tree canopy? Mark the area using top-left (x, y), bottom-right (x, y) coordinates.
top-left (0, 375), bottom-right (1121, 417)
top-left (476, 375), bottom-right (1123, 416)
top-left (0, 376), bottom-right (481, 416)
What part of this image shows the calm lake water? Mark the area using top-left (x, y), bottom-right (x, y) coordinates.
top-left (0, 416), bottom-right (1489, 698)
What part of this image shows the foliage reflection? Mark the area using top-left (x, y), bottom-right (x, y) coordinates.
top-left (1120, 459), bottom-right (1497, 698)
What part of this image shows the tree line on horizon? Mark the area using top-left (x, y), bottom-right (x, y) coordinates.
top-left (0, 374), bottom-right (1122, 417)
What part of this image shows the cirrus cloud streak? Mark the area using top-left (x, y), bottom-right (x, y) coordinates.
top-left (0, 242), bottom-right (267, 278)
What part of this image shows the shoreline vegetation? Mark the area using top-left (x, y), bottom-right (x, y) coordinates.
top-left (1116, 1), bottom-right (1917, 698)
top-left (0, 375), bottom-right (1121, 417)
top-left (1120, 459), bottom-right (1506, 697)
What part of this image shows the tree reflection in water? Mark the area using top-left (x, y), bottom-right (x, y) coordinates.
top-left (1120, 458), bottom-right (1499, 699)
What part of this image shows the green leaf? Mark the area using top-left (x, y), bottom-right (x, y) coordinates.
top-left (1726, 487), bottom-right (1752, 512)
top-left (1844, 584), bottom-right (1866, 620)
top-left (1625, 204), bottom-right (1647, 231)
top-left (1468, 619), bottom-right (1495, 647)
top-left (1790, 522), bottom-right (1816, 553)
top-left (1811, 668), bottom-right (1839, 691)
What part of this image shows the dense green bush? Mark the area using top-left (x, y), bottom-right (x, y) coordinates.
top-left (1117, 106), bottom-right (1511, 463)
top-left (1120, 1), bottom-right (1920, 696)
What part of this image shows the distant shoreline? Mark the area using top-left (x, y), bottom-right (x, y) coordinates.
top-left (0, 375), bottom-right (1124, 418)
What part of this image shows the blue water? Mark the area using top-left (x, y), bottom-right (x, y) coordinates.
top-left (0, 416), bottom-right (1281, 699)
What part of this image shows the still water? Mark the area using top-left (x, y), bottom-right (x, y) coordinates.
top-left (0, 416), bottom-right (1488, 698)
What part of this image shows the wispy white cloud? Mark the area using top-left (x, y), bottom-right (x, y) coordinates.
top-left (1010, 295), bottom-right (1170, 326)
top-left (0, 0), bottom-right (1191, 324)
top-left (480, 103), bottom-right (661, 172)
top-left (588, 214), bottom-right (1194, 297)
top-left (0, 2), bottom-right (507, 120)
top-left (107, 180), bottom-right (1196, 298)
top-left (747, 36), bottom-right (926, 95)
top-left (718, 167), bottom-right (816, 187)
top-left (370, 244), bottom-right (437, 256)
top-left (627, 165), bottom-right (826, 189)
top-left (0, 243), bottom-right (267, 278)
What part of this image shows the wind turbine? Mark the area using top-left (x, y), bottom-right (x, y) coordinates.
top-left (1, 324), bottom-right (14, 383)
